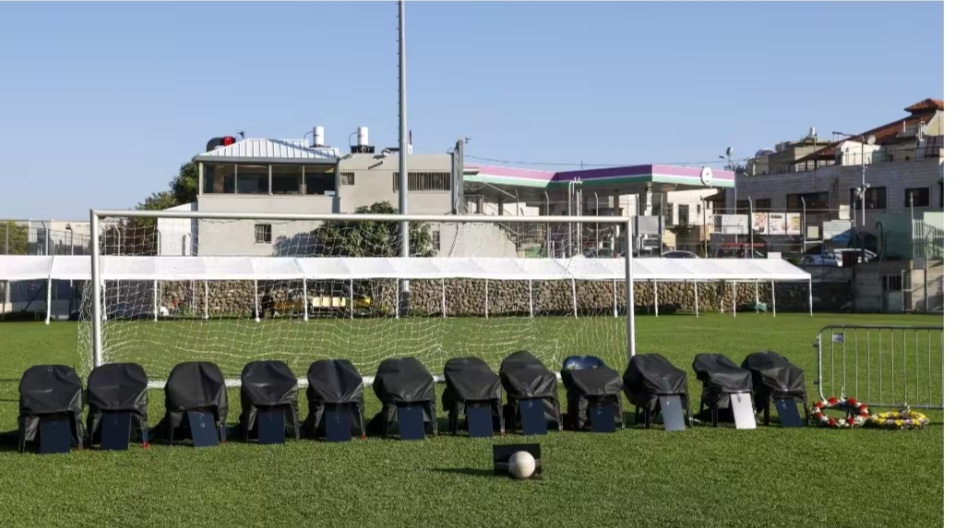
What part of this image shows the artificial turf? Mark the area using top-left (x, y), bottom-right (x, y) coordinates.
top-left (0, 313), bottom-right (944, 528)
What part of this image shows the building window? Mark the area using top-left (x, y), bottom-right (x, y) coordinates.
top-left (754, 198), bottom-right (772, 211)
top-left (786, 192), bottom-right (828, 212)
top-left (271, 166), bottom-right (301, 195)
top-left (432, 230), bottom-right (441, 251)
top-left (340, 172), bottom-right (355, 186)
top-left (665, 203), bottom-right (675, 226)
top-left (883, 275), bottom-right (903, 292)
top-left (851, 187), bottom-right (886, 210)
top-left (393, 172), bottom-right (451, 192)
top-left (255, 224), bottom-right (272, 244)
top-left (904, 187), bottom-right (930, 207)
top-left (678, 204), bottom-right (690, 226)
top-left (203, 164), bottom-right (235, 194)
top-left (306, 168), bottom-right (336, 195)
top-left (736, 200), bottom-right (750, 215)
top-left (237, 165), bottom-right (269, 194)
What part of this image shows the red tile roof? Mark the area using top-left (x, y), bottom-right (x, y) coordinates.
top-left (905, 98), bottom-right (944, 113)
top-left (790, 99), bottom-right (943, 165)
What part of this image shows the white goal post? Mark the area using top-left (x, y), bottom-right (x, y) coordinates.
top-left (85, 209), bottom-right (638, 381)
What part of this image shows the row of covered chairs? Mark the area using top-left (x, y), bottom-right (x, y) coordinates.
top-left (16, 350), bottom-right (806, 451)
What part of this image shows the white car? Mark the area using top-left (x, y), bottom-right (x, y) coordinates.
top-left (801, 249), bottom-right (876, 267)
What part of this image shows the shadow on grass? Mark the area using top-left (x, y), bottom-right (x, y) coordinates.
top-left (431, 467), bottom-right (497, 478)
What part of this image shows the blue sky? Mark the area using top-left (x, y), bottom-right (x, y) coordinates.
top-left (0, 1), bottom-right (943, 220)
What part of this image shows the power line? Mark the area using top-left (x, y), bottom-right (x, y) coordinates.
top-left (464, 154), bottom-right (729, 168)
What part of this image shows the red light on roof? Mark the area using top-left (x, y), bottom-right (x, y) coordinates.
top-left (222, 136), bottom-right (235, 146)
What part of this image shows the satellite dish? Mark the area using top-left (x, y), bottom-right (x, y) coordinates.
top-left (866, 135), bottom-right (876, 145)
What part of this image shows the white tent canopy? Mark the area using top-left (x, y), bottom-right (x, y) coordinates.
top-left (0, 255), bottom-right (811, 283)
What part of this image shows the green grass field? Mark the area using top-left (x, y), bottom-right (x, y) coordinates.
top-left (0, 314), bottom-right (944, 527)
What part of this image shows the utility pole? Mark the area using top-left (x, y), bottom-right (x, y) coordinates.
top-left (451, 138), bottom-right (465, 214)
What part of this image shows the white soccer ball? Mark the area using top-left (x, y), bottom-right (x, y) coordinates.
top-left (508, 451), bottom-right (536, 480)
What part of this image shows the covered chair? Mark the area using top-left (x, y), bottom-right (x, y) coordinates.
top-left (622, 353), bottom-right (690, 428)
top-left (499, 350), bottom-right (562, 433)
top-left (442, 357), bottom-right (504, 436)
top-left (302, 359), bottom-right (366, 440)
top-left (86, 363), bottom-right (149, 448)
top-left (18, 365), bottom-right (85, 453)
top-left (692, 353), bottom-right (754, 427)
top-left (152, 362), bottom-right (229, 445)
top-left (560, 356), bottom-right (624, 431)
top-left (238, 360), bottom-right (301, 443)
top-left (368, 358), bottom-right (437, 438)
top-left (741, 351), bottom-right (808, 425)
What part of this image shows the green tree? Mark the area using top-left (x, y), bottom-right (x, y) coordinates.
top-left (137, 162), bottom-right (198, 211)
top-left (2, 221), bottom-right (28, 255)
top-left (311, 201), bottom-right (434, 257)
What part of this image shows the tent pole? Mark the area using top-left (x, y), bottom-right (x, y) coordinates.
top-left (45, 278), bottom-right (52, 325)
top-left (395, 279), bottom-right (400, 319)
top-left (302, 278), bottom-right (309, 322)
top-left (808, 278), bottom-right (813, 316)
top-left (153, 279), bottom-right (158, 322)
top-left (772, 280), bottom-right (777, 317)
top-left (528, 279), bottom-right (533, 318)
top-left (350, 280), bottom-right (354, 319)
top-left (733, 281), bottom-right (739, 317)
top-left (441, 278), bottom-right (447, 318)
top-left (484, 279), bottom-right (489, 319)
top-left (571, 278), bottom-right (578, 318)
top-left (654, 280), bottom-right (659, 317)
top-left (613, 281), bottom-right (619, 317)
top-left (254, 279), bottom-right (260, 322)
top-left (203, 280), bottom-right (209, 320)
top-left (754, 280), bottom-right (759, 305)
top-left (694, 280), bottom-right (699, 317)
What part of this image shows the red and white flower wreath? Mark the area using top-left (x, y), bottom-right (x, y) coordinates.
top-left (812, 396), bottom-right (870, 428)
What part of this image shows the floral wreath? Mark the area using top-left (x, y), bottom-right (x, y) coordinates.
top-left (869, 408), bottom-right (930, 430)
top-left (812, 396), bottom-right (870, 428)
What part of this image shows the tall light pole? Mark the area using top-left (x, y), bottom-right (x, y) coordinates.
top-left (398, 1), bottom-right (410, 313)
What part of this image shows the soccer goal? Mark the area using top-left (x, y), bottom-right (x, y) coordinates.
top-left (79, 210), bottom-right (637, 383)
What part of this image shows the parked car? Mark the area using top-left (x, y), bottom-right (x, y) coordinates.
top-left (800, 249), bottom-right (877, 267)
top-left (662, 250), bottom-right (699, 259)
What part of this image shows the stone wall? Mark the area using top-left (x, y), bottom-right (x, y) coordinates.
top-left (152, 278), bottom-right (844, 318)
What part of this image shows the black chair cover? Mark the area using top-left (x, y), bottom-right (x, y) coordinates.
top-left (18, 365), bottom-right (85, 451)
top-left (303, 359), bottom-right (366, 439)
top-left (152, 361), bottom-right (229, 444)
top-left (368, 358), bottom-right (437, 437)
top-left (86, 363), bottom-right (149, 446)
top-left (498, 350), bottom-right (562, 432)
top-left (238, 360), bottom-right (301, 441)
top-left (560, 357), bottom-right (623, 430)
top-left (442, 357), bottom-right (503, 434)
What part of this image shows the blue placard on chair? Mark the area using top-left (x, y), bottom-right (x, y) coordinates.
top-left (588, 401), bottom-right (616, 433)
top-left (325, 405), bottom-right (353, 442)
top-left (660, 395), bottom-right (687, 431)
top-left (187, 410), bottom-right (220, 448)
top-left (101, 412), bottom-right (132, 451)
top-left (257, 407), bottom-right (286, 445)
top-left (39, 416), bottom-right (71, 454)
top-left (397, 405), bottom-right (426, 440)
top-left (774, 399), bottom-right (803, 428)
top-left (466, 403), bottom-right (494, 438)
top-left (518, 399), bottom-right (547, 436)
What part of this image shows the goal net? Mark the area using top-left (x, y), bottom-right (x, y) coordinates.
top-left (79, 211), bottom-right (634, 381)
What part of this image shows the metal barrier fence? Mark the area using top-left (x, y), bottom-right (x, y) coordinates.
top-left (815, 325), bottom-right (944, 410)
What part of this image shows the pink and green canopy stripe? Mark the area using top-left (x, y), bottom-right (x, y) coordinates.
top-left (465, 164), bottom-right (734, 189)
